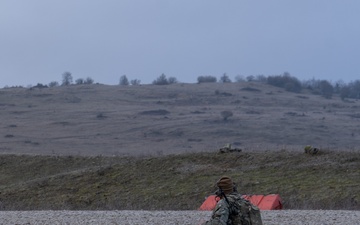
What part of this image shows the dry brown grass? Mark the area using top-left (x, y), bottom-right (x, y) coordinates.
top-left (1, 82), bottom-right (360, 156)
top-left (0, 82), bottom-right (359, 211)
top-left (0, 150), bottom-right (359, 210)
top-left (1, 210), bottom-right (360, 225)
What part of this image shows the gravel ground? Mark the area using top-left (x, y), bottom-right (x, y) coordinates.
top-left (0, 210), bottom-right (359, 225)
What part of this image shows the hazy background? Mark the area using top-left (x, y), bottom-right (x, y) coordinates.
top-left (1, 0), bottom-right (359, 87)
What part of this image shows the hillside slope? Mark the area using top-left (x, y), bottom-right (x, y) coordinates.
top-left (0, 150), bottom-right (359, 210)
top-left (1, 82), bottom-right (360, 156)
top-left (0, 83), bottom-right (359, 211)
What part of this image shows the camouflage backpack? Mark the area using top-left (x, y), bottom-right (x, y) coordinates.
top-left (227, 194), bottom-right (263, 225)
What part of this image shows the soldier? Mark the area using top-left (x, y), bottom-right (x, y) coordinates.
top-left (202, 176), bottom-right (262, 225)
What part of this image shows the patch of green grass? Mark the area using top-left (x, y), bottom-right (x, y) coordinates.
top-left (0, 150), bottom-right (359, 210)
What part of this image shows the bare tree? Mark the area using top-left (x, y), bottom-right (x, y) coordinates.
top-left (219, 73), bottom-right (231, 83)
top-left (62, 71), bottom-right (73, 86)
top-left (234, 75), bottom-right (245, 82)
top-left (119, 75), bottom-right (129, 86)
top-left (168, 77), bottom-right (178, 84)
top-left (130, 79), bottom-right (141, 85)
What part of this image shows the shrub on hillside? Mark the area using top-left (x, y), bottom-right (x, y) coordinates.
top-left (221, 110), bottom-right (233, 121)
top-left (302, 78), bottom-right (334, 99)
top-left (254, 75), bottom-right (267, 83)
top-left (215, 90), bottom-right (232, 96)
top-left (119, 75), bottom-right (129, 86)
top-left (240, 87), bottom-right (261, 92)
top-left (139, 109), bottom-right (170, 115)
top-left (246, 75), bottom-right (255, 82)
top-left (168, 77), bottom-right (178, 84)
top-left (130, 79), bottom-right (141, 85)
top-left (219, 73), bottom-right (232, 83)
top-left (340, 86), bottom-right (351, 100)
top-left (153, 74), bottom-right (169, 85)
top-left (32, 83), bottom-right (48, 89)
top-left (197, 75), bottom-right (217, 83)
top-left (84, 77), bottom-right (94, 84)
top-left (62, 71), bottom-right (73, 86)
top-left (49, 81), bottom-right (59, 87)
top-left (319, 80), bottom-right (334, 99)
top-left (75, 77), bottom-right (94, 85)
top-left (345, 80), bottom-right (360, 99)
top-left (333, 80), bottom-right (346, 94)
top-left (234, 75), bottom-right (246, 82)
top-left (267, 72), bottom-right (302, 93)
top-left (75, 78), bottom-right (84, 85)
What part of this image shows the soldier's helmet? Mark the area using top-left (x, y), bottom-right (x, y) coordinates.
top-left (217, 176), bottom-right (234, 194)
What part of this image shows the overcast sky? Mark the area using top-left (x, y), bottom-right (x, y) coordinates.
top-left (1, 0), bottom-right (359, 87)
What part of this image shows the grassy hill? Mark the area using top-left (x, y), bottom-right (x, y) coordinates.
top-left (0, 82), bottom-right (359, 210)
top-left (0, 150), bottom-right (359, 210)
top-left (2, 82), bottom-right (360, 156)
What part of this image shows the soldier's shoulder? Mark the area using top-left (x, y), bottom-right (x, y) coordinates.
top-left (227, 193), bottom-right (242, 200)
top-left (216, 198), bottom-right (228, 207)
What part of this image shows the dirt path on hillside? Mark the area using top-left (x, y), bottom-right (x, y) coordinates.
top-left (0, 210), bottom-right (359, 224)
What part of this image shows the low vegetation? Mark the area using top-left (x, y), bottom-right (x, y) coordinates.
top-left (1, 80), bottom-right (360, 212)
top-left (152, 73), bottom-right (178, 85)
top-left (0, 149), bottom-right (359, 210)
top-left (197, 75), bottom-right (217, 83)
top-left (6, 71), bottom-right (360, 102)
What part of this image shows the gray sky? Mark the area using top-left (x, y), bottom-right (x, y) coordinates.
top-left (1, 0), bottom-right (360, 87)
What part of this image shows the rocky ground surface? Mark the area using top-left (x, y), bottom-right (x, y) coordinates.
top-left (0, 210), bottom-right (359, 225)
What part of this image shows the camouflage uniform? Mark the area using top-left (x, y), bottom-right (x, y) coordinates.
top-left (202, 176), bottom-right (262, 225)
top-left (203, 192), bottom-right (248, 225)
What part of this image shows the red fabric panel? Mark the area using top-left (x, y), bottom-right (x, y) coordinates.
top-left (199, 195), bottom-right (220, 211)
top-left (199, 194), bottom-right (283, 211)
top-left (258, 194), bottom-right (283, 210)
